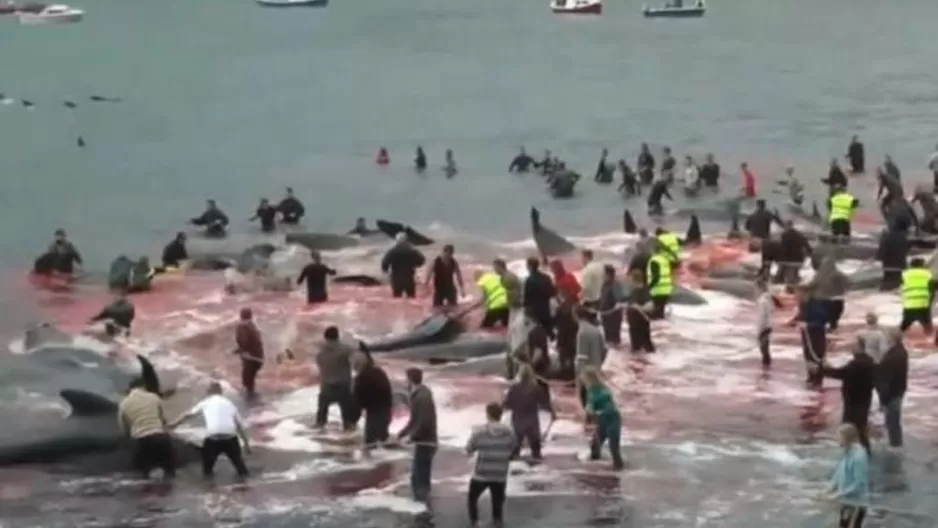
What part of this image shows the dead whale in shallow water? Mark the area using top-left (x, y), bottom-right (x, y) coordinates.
top-left (375, 220), bottom-right (434, 246)
top-left (367, 313), bottom-right (464, 352)
top-left (699, 277), bottom-right (758, 300)
top-left (284, 232), bottom-right (360, 252)
top-left (380, 336), bottom-right (507, 364)
top-left (620, 282), bottom-right (707, 305)
top-left (333, 274), bottom-right (383, 287)
top-left (530, 207), bottom-right (577, 257)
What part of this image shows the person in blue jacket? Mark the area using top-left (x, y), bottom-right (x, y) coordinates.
top-left (821, 423), bottom-right (870, 528)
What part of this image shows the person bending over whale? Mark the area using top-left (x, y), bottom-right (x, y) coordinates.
top-left (647, 178), bottom-right (673, 216)
top-left (161, 232), bottom-right (188, 269)
top-left (297, 251), bottom-right (336, 304)
top-left (118, 378), bottom-right (175, 480)
top-left (277, 187), bottom-right (305, 225)
top-left (90, 294), bottom-right (136, 337)
top-left (250, 198), bottom-right (278, 233)
top-left (911, 185), bottom-right (938, 233)
top-left (381, 233), bottom-right (426, 298)
top-left (509, 147), bottom-right (535, 173)
top-left (476, 268), bottom-right (511, 329)
top-left (352, 349), bottom-right (393, 456)
top-left (190, 200), bottom-right (229, 238)
top-left (35, 229), bottom-right (83, 276)
top-left (127, 257), bottom-right (156, 293)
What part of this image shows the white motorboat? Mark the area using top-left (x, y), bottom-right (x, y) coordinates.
top-left (550, 0), bottom-right (602, 14)
top-left (18, 4), bottom-right (83, 24)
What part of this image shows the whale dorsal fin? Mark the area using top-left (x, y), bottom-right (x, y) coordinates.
top-left (60, 389), bottom-right (118, 416)
top-left (136, 355), bottom-right (162, 396)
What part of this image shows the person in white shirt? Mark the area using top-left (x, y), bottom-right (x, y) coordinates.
top-left (755, 281), bottom-right (774, 367)
top-left (682, 155), bottom-right (700, 195)
top-left (579, 249), bottom-right (605, 310)
top-left (169, 381), bottom-right (251, 479)
top-left (858, 312), bottom-right (886, 363)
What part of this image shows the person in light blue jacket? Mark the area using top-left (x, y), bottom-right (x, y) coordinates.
top-left (823, 423), bottom-right (870, 528)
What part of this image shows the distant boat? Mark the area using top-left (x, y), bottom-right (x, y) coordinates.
top-left (643, 1), bottom-right (705, 17)
top-left (18, 3), bottom-right (83, 24)
top-left (550, 0), bottom-right (602, 15)
top-left (256, 0), bottom-right (327, 6)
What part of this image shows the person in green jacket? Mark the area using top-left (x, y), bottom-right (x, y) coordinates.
top-left (581, 367), bottom-right (624, 470)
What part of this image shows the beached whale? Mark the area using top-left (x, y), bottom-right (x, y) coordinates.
top-left (698, 277), bottom-right (758, 300)
top-left (0, 328), bottom-right (199, 469)
top-left (284, 232), bottom-right (360, 252)
top-left (380, 336), bottom-right (507, 364)
top-left (366, 312), bottom-right (465, 353)
top-left (620, 282), bottom-right (708, 306)
top-left (375, 220), bottom-right (435, 246)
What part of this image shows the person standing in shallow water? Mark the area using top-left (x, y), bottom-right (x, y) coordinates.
top-left (581, 367), bottom-right (625, 470)
top-left (847, 135), bottom-right (865, 174)
top-left (414, 146), bottom-right (427, 172)
top-left (443, 149), bottom-right (457, 177)
top-left (380, 233), bottom-right (426, 299)
top-left (425, 244), bottom-right (463, 308)
top-left (352, 349), bottom-right (393, 456)
top-left (233, 307), bottom-right (264, 400)
top-left (297, 251), bottom-right (336, 304)
top-left (465, 402), bottom-right (515, 528)
top-left (315, 326), bottom-right (356, 430)
top-left (396, 367), bottom-right (438, 504)
top-left (249, 198), bottom-right (278, 233)
top-left (755, 280), bottom-right (775, 367)
top-left (503, 364), bottom-right (554, 462)
top-left (821, 424), bottom-right (869, 528)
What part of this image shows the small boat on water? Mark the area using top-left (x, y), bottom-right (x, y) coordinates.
top-left (18, 3), bottom-right (83, 23)
top-left (1, 2), bottom-right (47, 14)
top-left (256, 0), bottom-right (327, 7)
top-left (550, 0), bottom-right (602, 15)
top-left (643, 0), bottom-right (705, 17)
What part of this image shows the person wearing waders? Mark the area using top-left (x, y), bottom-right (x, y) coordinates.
top-left (314, 326), bottom-right (356, 431)
top-left (821, 424), bottom-right (870, 528)
top-left (812, 336), bottom-right (875, 452)
top-left (465, 402), bottom-right (516, 528)
top-left (807, 256), bottom-right (849, 331)
top-left (624, 269), bottom-right (655, 353)
top-left (396, 367), bottom-right (438, 504)
top-left (503, 364), bottom-right (555, 462)
top-left (827, 184), bottom-right (859, 241)
top-left (297, 251), bottom-right (336, 304)
top-left (755, 280), bottom-right (775, 367)
top-left (898, 257), bottom-right (937, 337)
top-left (233, 307), bottom-right (264, 400)
top-left (581, 367), bottom-right (624, 470)
top-left (646, 239), bottom-right (674, 320)
top-left (788, 285), bottom-right (828, 388)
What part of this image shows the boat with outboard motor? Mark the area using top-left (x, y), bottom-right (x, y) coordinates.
top-left (643, 0), bottom-right (704, 17)
top-left (550, 0), bottom-right (602, 15)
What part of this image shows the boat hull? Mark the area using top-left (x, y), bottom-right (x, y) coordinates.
top-left (643, 6), bottom-right (705, 17)
top-left (550, 1), bottom-right (602, 14)
top-left (18, 10), bottom-right (82, 23)
top-left (256, 0), bottom-right (327, 6)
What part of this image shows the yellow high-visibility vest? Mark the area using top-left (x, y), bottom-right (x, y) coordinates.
top-left (829, 192), bottom-right (855, 222)
top-left (656, 232), bottom-right (680, 262)
top-left (477, 272), bottom-right (509, 310)
top-left (646, 254), bottom-right (673, 298)
top-left (901, 268), bottom-right (932, 310)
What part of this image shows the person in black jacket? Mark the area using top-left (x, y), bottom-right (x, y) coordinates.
top-left (189, 200), bottom-right (229, 238)
top-left (813, 338), bottom-right (875, 451)
top-left (637, 143), bottom-right (655, 186)
top-left (847, 135), bottom-right (865, 174)
top-left (875, 328), bottom-right (908, 448)
top-left (823, 159), bottom-right (848, 195)
top-left (625, 269), bottom-right (655, 353)
top-left (698, 153), bottom-right (720, 188)
top-left (352, 348), bottom-right (393, 456)
top-left (161, 232), bottom-right (188, 269)
top-left (876, 229), bottom-right (908, 291)
top-left (277, 187), bottom-right (305, 224)
top-left (776, 221), bottom-right (812, 285)
top-left (523, 257), bottom-right (556, 339)
top-left (744, 199), bottom-right (777, 240)
top-left (250, 198), bottom-right (278, 233)
top-left (380, 233), bottom-right (426, 298)
top-left (297, 251), bottom-right (337, 304)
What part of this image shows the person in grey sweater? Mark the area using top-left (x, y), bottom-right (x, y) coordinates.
top-left (315, 326), bottom-right (355, 430)
top-left (396, 368), bottom-right (438, 503)
top-left (575, 307), bottom-right (607, 407)
top-left (858, 312), bottom-right (886, 363)
top-left (503, 364), bottom-right (555, 462)
top-left (465, 402), bottom-right (516, 527)
top-left (807, 256), bottom-right (849, 331)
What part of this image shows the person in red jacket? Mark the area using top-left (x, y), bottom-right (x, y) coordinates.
top-left (740, 162), bottom-right (756, 198)
top-left (550, 260), bottom-right (581, 304)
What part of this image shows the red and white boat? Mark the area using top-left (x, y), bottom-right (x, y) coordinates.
top-left (550, 0), bottom-right (602, 14)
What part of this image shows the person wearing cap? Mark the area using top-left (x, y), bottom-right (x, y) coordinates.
top-left (827, 184), bottom-right (859, 241)
top-left (297, 251), bottom-right (337, 304)
top-left (380, 232), bottom-right (426, 299)
top-left (168, 381), bottom-right (251, 479)
top-left (233, 307), bottom-right (264, 400)
top-left (277, 187), bottom-right (305, 225)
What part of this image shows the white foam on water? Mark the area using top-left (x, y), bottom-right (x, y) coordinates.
top-left (345, 493), bottom-right (427, 514)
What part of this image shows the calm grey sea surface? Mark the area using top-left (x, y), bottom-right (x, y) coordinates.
top-left (3, 0), bottom-right (938, 270)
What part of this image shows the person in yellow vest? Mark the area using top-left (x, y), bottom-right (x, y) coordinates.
top-left (898, 257), bottom-right (936, 334)
top-left (653, 227), bottom-right (682, 269)
top-left (827, 184), bottom-right (859, 241)
top-left (475, 269), bottom-right (511, 329)
top-left (645, 241), bottom-right (674, 320)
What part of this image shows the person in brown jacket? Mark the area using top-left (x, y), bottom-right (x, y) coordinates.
top-left (233, 307), bottom-right (264, 400)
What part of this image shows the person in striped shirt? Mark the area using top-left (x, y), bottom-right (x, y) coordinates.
top-left (465, 402), bottom-right (516, 527)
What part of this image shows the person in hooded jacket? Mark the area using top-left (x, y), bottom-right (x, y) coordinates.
top-left (380, 233), bottom-right (426, 298)
top-left (813, 337), bottom-right (875, 452)
top-left (277, 187), bottom-right (305, 224)
top-left (352, 348), bottom-right (393, 455)
top-left (875, 328), bottom-right (908, 449)
top-left (807, 256), bottom-right (849, 331)
top-left (503, 364), bottom-right (555, 462)
top-left (876, 229), bottom-right (908, 291)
